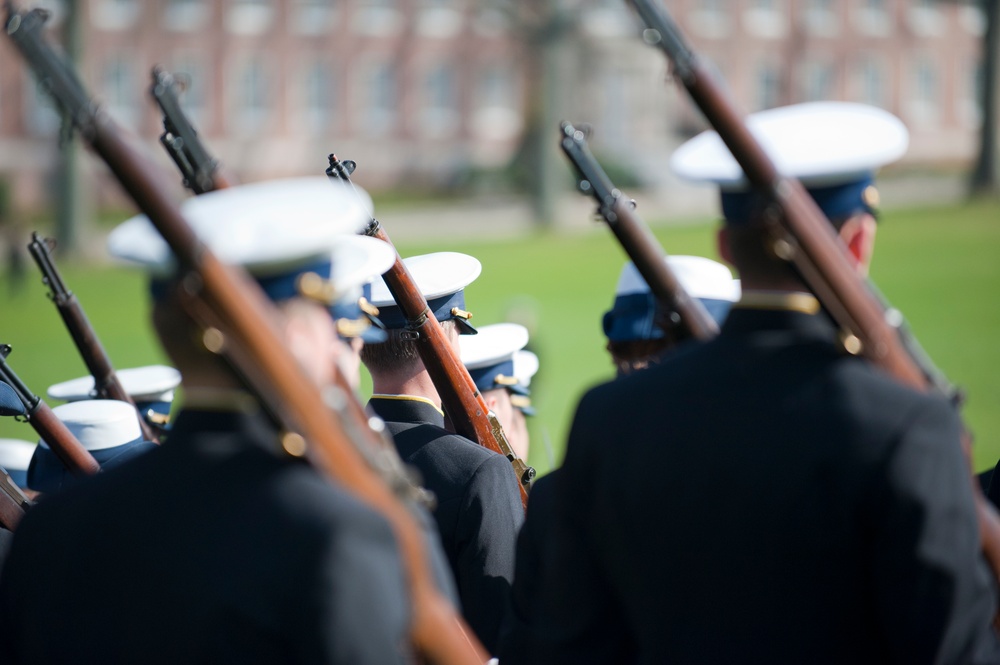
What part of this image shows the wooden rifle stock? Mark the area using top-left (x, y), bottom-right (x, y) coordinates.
top-left (627, 0), bottom-right (1000, 592)
top-left (150, 66), bottom-right (233, 194)
top-left (5, 6), bottom-right (485, 662)
top-left (27, 233), bottom-right (159, 442)
top-left (327, 155), bottom-right (534, 507)
top-left (0, 467), bottom-right (31, 530)
top-left (0, 345), bottom-right (99, 476)
top-left (559, 122), bottom-right (718, 342)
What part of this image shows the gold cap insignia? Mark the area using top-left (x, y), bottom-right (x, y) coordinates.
top-left (862, 185), bottom-right (880, 210)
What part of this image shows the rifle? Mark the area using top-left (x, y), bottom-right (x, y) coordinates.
top-left (0, 344), bottom-right (99, 476)
top-left (27, 232), bottom-right (159, 442)
top-left (559, 122), bottom-right (718, 342)
top-left (5, 5), bottom-right (484, 662)
top-left (150, 66), bottom-right (232, 194)
top-left (626, 0), bottom-right (1000, 588)
top-left (326, 155), bottom-right (535, 505)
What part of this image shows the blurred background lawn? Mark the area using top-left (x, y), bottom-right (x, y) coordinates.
top-left (0, 197), bottom-right (998, 475)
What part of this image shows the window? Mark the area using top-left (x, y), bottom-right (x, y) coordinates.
top-left (756, 61), bottom-right (782, 110)
top-left (359, 61), bottom-right (396, 134)
top-left (744, 0), bottom-right (788, 39)
top-left (353, 0), bottom-right (403, 37)
top-left (690, 0), bottom-right (731, 39)
top-left (164, 0), bottom-right (208, 32)
top-left (417, 0), bottom-right (462, 38)
top-left (800, 60), bottom-right (836, 102)
top-left (103, 55), bottom-right (136, 127)
top-left (24, 76), bottom-right (61, 137)
top-left (855, 55), bottom-right (887, 108)
top-left (470, 63), bottom-right (521, 140)
top-left (959, 1), bottom-right (986, 35)
top-left (470, 65), bottom-right (519, 140)
top-left (303, 62), bottom-right (336, 133)
top-left (291, 0), bottom-right (337, 36)
top-left (959, 57), bottom-right (983, 127)
top-left (421, 63), bottom-right (458, 136)
top-left (90, 0), bottom-right (140, 31)
top-left (908, 0), bottom-right (942, 37)
top-left (802, 0), bottom-right (837, 37)
top-left (235, 58), bottom-right (270, 130)
top-left (907, 56), bottom-right (939, 126)
top-left (226, 0), bottom-right (274, 35)
top-left (853, 0), bottom-right (891, 37)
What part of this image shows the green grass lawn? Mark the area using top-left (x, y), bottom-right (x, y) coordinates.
top-left (1, 197), bottom-right (998, 476)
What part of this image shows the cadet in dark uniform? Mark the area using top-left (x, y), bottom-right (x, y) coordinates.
top-left (519, 103), bottom-right (1000, 664)
top-left (362, 252), bottom-right (524, 654)
top-left (0, 179), bottom-right (417, 664)
top-left (498, 256), bottom-right (738, 661)
top-left (459, 322), bottom-right (533, 460)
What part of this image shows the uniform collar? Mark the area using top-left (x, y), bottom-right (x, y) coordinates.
top-left (721, 294), bottom-right (836, 342)
top-left (732, 290), bottom-right (821, 315)
top-left (368, 395), bottom-right (445, 427)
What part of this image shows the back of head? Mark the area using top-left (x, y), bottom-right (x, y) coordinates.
top-left (108, 177), bottom-right (382, 390)
top-left (362, 252), bottom-right (481, 381)
top-left (671, 102), bottom-right (908, 284)
top-left (603, 256), bottom-right (739, 375)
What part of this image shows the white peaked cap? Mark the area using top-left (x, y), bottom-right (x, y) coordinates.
top-left (460, 323), bottom-right (530, 369)
top-left (328, 235), bottom-right (396, 299)
top-left (670, 102), bottom-right (909, 189)
top-left (107, 177), bottom-right (373, 275)
top-left (513, 350), bottom-right (539, 388)
top-left (368, 252), bottom-right (482, 307)
top-left (615, 256), bottom-right (740, 302)
top-left (40, 400), bottom-right (142, 451)
top-left (0, 439), bottom-right (36, 473)
top-left (48, 365), bottom-right (182, 403)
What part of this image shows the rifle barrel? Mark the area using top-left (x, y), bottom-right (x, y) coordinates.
top-left (559, 122), bottom-right (718, 341)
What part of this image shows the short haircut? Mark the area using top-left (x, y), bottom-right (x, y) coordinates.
top-left (361, 319), bottom-right (457, 377)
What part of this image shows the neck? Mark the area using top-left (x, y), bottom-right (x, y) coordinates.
top-left (371, 367), bottom-right (442, 407)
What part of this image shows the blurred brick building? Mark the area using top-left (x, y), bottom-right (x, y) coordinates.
top-left (0, 0), bottom-right (987, 209)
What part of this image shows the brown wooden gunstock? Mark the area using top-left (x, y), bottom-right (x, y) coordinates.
top-left (628, 0), bottom-right (1000, 598)
top-left (0, 468), bottom-right (31, 530)
top-left (5, 7), bottom-right (486, 661)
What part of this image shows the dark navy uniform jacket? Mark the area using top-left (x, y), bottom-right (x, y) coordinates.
top-left (369, 395), bottom-right (523, 654)
top-left (0, 407), bottom-right (413, 665)
top-left (497, 469), bottom-right (558, 663)
top-left (522, 305), bottom-right (1000, 665)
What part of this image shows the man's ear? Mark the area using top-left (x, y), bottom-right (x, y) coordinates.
top-left (484, 392), bottom-right (499, 413)
top-left (717, 225), bottom-right (733, 265)
top-left (839, 213), bottom-right (877, 276)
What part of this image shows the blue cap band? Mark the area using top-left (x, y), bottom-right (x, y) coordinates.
top-left (603, 295), bottom-right (734, 343)
top-left (468, 359), bottom-right (516, 394)
top-left (376, 290), bottom-right (477, 335)
top-left (720, 173), bottom-right (875, 225)
top-left (28, 437), bottom-right (157, 493)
